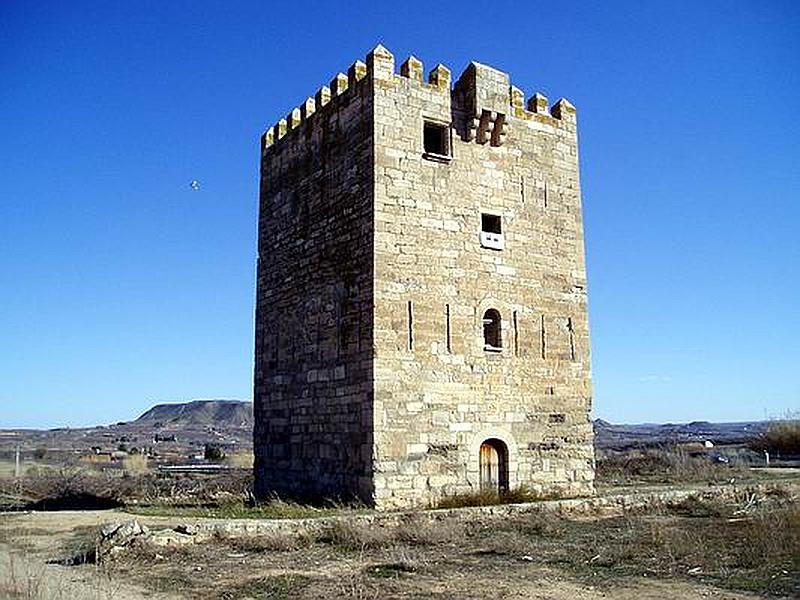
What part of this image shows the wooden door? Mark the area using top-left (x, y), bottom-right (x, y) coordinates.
top-left (480, 442), bottom-right (500, 491)
top-left (480, 439), bottom-right (508, 492)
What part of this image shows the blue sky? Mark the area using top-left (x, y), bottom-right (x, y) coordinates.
top-left (1, 1), bottom-right (798, 427)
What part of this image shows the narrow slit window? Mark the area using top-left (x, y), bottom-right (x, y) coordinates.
top-left (513, 310), bottom-right (519, 357)
top-left (423, 121), bottom-right (449, 156)
top-left (445, 303), bottom-right (452, 353)
top-left (540, 314), bottom-right (546, 359)
top-left (407, 301), bottom-right (414, 351)
top-left (483, 309), bottom-right (502, 352)
top-left (567, 317), bottom-right (576, 361)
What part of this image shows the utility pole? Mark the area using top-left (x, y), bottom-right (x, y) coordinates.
top-left (14, 445), bottom-right (21, 479)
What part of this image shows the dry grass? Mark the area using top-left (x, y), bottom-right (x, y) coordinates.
top-left (596, 444), bottom-right (750, 487)
top-left (216, 529), bottom-right (316, 553)
top-left (216, 573), bottom-right (314, 600)
top-left (0, 554), bottom-right (47, 599)
top-left (106, 484), bottom-right (800, 599)
top-left (121, 453), bottom-right (148, 475)
top-left (0, 466), bottom-right (254, 510)
top-left (436, 485), bottom-right (556, 509)
top-left (320, 515), bottom-right (464, 551)
top-left (224, 452), bottom-right (254, 469)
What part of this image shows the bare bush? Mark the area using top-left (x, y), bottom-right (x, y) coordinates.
top-left (0, 466), bottom-right (253, 509)
top-left (596, 444), bottom-right (747, 485)
top-left (436, 485), bottom-right (557, 509)
top-left (737, 502), bottom-right (800, 568)
top-left (749, 416), bottom-right (800, 456)
top-left (217, 530), bottom-right (315, 553)
top-left (322, 520), bottom-right (395, 550)
top-left (394, 515), bottom-right (465, 546)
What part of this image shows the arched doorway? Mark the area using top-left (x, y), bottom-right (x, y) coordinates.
top-left (479, 438), bottom-right (509, 492)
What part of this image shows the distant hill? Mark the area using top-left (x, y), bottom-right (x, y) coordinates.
top-left (134, 399), bottom-right (252, 429)
top-left (593, 418), bottom-right (766, 449)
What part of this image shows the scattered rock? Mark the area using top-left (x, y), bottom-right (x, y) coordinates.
top-left (97, 520), bottom-right (149, 560)
top-left (146, 529), bottom-right (196, 547)
top-left (175, 523), bottom-right (200, 536)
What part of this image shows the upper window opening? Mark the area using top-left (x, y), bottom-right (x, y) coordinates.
top-left (480, 213), bottom-right (504, 250)
top-left (481, 214), bottom-right (502, 234)
top-left (483, 309), bottom-right (502, 352)
top-left (423, 121), bottom-right (450, 158)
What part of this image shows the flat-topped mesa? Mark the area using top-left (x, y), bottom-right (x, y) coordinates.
top-left (261, 45), bottom-right (577, 151)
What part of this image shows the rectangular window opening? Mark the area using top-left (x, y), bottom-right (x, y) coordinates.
top-left (423, 121), bottom-right (450, 158)
top-left (481, 213), bottom-right (502, 234)
top-left (480, 213), bottom-right (504, 250)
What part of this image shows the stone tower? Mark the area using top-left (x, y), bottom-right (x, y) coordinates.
top-left (254, 45), bottom-right (594, 509)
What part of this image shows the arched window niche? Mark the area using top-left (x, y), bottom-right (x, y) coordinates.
top-left (482, 309), bottom-right (502, 352)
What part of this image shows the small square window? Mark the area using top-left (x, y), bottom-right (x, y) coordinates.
top-left (480, 213), bottom-right (504, 250)
top-left (481, 214), bottom-right (502, 234)
top-left (423, 121), bottom-right (450, 158)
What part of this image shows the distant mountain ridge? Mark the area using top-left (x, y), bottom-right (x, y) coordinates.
top-left (134, 399), bottom-right (252, 429)
top-left (593, 418), bottom-right (765, 449)
top-left (129, 398), bottom-right (764, 445)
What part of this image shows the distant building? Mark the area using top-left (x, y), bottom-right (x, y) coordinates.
top-left (79, 452), bottom-right (113, 464)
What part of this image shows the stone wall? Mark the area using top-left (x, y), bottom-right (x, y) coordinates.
top-left (254, 57), bottom-right (376, 501)
top-left (371, 54), bottom-right (594, 509)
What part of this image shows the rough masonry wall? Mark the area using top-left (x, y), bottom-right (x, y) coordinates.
top-left (372, 56), bottom-right (594, 508)
top-left (254, 64), bottom-right (375, 502)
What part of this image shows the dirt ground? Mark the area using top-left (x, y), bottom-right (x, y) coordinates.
top-left (0, 517), bottom-right (764, 600)
top-left (1, 477), bottom-right (797, 600)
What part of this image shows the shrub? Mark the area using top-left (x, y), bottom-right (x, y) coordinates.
top-left (749, 417), bottom-right (800, 456)
top-left (436, 485), bottom-right (551, 509)
top-left (204, 444), bottom-right (226, 461)
top-left (596, 444), bottom-right (746, 485)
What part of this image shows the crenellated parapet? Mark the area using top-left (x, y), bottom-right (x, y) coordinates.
top-left (261, 44), bottom-right (577, 154)
top-left (260, 51), bottom-right (374, 154)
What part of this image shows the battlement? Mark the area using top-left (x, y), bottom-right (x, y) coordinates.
top-left (255, 44), bottom-right (593, 510)
top-left (261, 45), bottom-right (577, 154)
